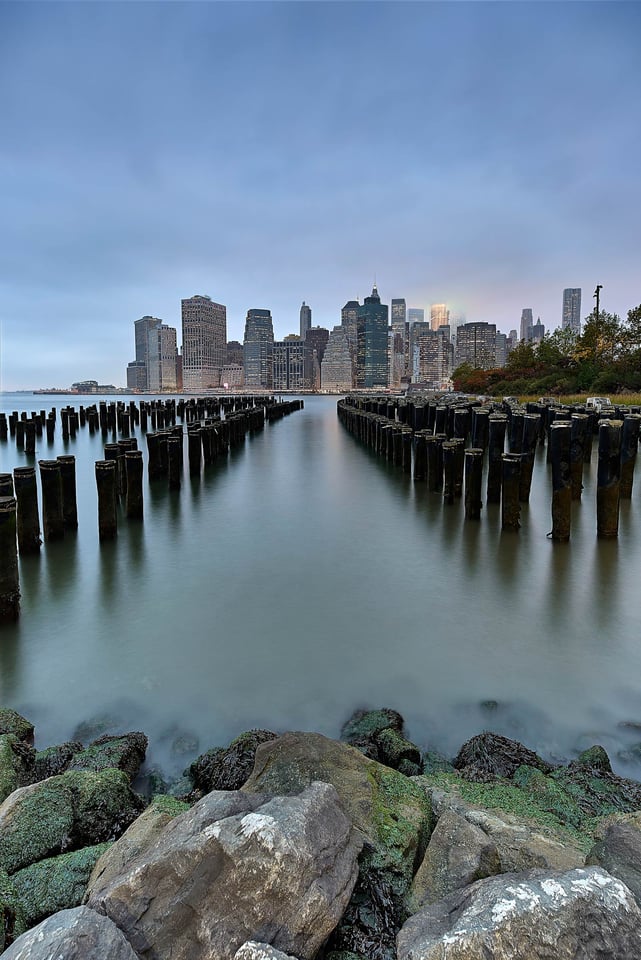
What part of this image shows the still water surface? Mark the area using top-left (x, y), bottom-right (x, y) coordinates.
top-left (1, 393), bottom-right (640, 778)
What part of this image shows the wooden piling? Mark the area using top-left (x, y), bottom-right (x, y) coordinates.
top-left (464, 449), bottom-right (484, 520)
top-left (570, 414), bottom-right (588, 500)
top-left (13, 466), bottom-right (41, 553)
top-left (442, 441), bottom-right (457, 503)
top-left (0, 474), bottom-right (13, 497)
top-left (167, 435), bottom-right (182, 490)
top-left (501, 454), bottom-right (521, 530)
top-left (550, 422), bottom-right (571, 541)
top-left (24, 419), bottom-right (36, 456)
top-left (125, 450), bottom-right (144, 519)
top-left (620, 415), bottom-right (641, 499)
top-left (57, 455), bottom-right (78, 529)
top-left (519, 414), bottom-right (540, 502)
top-left (95, 460), bottom-right (118, 540)
top-left (413, 432), bottom-right (427, 481)
top-left (487, 414), bottom-right (507, 504)
top-left (0, 497), bottom-right (20, 622)
top-left (188, 428), bottom-right (202, 477)
top-left (38, 460), bottom-right (64, 541)
top-left (597, 420), bottom-right (622, 538)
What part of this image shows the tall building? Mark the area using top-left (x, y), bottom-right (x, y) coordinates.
top-left (407, 308), bottom-right (425, 325)
top-left (357, 285), bottom-right (389, 388)
top-left (321, 326), bottom-right (353, 392)
top-left (562, 288), bottom-right (582, 335)
top-left (226, 340), bottom-right (243, 366)
top-left (520, 308), bottom-right (533, 342)
top-left (455, 322), bottom-right (497, 369)
top-left (299, 302), bottom-right (312, 340)
top-left (412, 326), bottom-right (453, 387)
top-left (341, 300), bottom-right (360, 359)
top-left (531, 318), bottom-right (545, 344)
top-left (430, 303), bottom-right (449, 331)
top-left (273, 336), bottom-right (309, 391)
top-left (390, 298), bottom-right (407, 387)
top-left (182, 295), bottom-right (227, 391)
top-left (243, 309), bottom-right (274, 389)
top-left (127, 315), bottom-right (177, 392)
top-left (305, 327), bottom-right (330, 390)
top-left (495, 332), bottom-right (508, 367)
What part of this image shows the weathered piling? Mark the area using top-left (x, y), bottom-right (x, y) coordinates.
top-left (0, 413), bottom-right (7, 440)
top-left (453, 407), bottom-right (470, 443)
top-left (15, 420), bottom-right (25, 450)
top-left (434, 406), bottom-right (447, 436)
top-left (464, 449), bottom-right (484, 520)
top-left (24, 419), bottom-right (36, 456)
top-left (426, 435), bottom-right (444, 493)
top-left (413, 432), bottom-right (427, 481)
top-left (125, 450), bottom-right (144, 519)
top-left (0, 497), bottom-right (20, 622)
top-left (146, 433), bottom-right (163, 480)
top-left (442, 441), bottom-right (457, 504)
top-left (104, 442), bottom-right (125, 498)
top-left (39, 460), bottom-right (64, 541)
top-left (13, 467), bottom-right (41, 553)
top-left (167, 435), bottom-right (182, 490)
top-left (57, 455), bottom-right (78, 529)
top-left (570, 414), bottom-right (589, 500)
top-left (509, 411), bottom-right (524, 454)
top-left (550, 422), bottom-right (572, 541)
top-left (0, 474), bottom-right (13, 497)
top-left (501, 454), bottom-right (521, 530)
top-left (95, 460), bottom-right (118, 540)
top-left (401, 429), bottom-right (413, 474)
top-left (597, 420), bottom-right (622, 538)
top-left (519, 414), bottom-right (540, 502)
top-left (188, 427), bottom-right (202, 476)
top-left (46, 416), bottom-right (55, 443)
top-left (487, 414), bottom-right (507, 504)
top-left (620, 415), bottom-right (641, 499)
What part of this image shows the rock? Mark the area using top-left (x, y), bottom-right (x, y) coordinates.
top-left (0, 711), bottom-right (34, 746)
top-left (243, 732), bottom-right (433, 960)
top-left (340, 709), bottom-right (421, 774)
top-left (586, 813), bottom-right (641, 904)
top-left (407, 809), bottom-right (501, 912)
top-left (397, 867), bottom-right (641, 959)
top-left (0, 905), bottom-right (139, 959)
top-left (0, 768), bottom-right (145, 875)
top-left (11, 843), bottom-right (110, 929)
top-left (68, 732), bottom-right (148, 782)
top-left (189, 729), bottom-right (278, 795)
top-left (234, 942), bottom-right (299, 960)
top-left (87, 781), bottom-right (362, 960)
top-left (85, 795), bottom-right (189, 896)
top-left (0, 736), bottom-right (34, 804)
top-left (575, 744), bottom-right (613, 773)
top-left (0, 869), bottom-right (25, 952)
top-left (453, 732), bottom-right (551, 781)
top-left (341, 708), bottom-right (404, 743)
top-left (551, 756), bottom-right (641, 817)
top-left (32, 742), bottom-right (83, 782)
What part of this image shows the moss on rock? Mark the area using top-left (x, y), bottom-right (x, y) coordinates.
top-left (0, 711), bottom-right (33, 746)
top-left (32, 742), bottom-right (83, 782)
top-left (68, 732), bottom-right (148, 782)
top-left (0, 869), bottom-right (26, 952)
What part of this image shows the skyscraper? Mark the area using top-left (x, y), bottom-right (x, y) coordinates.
top-left (321, 326), bottom-right (353, 392)
top-left (357, 285), bottom-right (389, 388)
top-left (181, 295), bottom-right (227, 391)
top-left (243, 309), bottom-right (274, 389)
top-left (299, 301), bottom-right (312, 340)
top-left (455, 322), bottom-right (497, 369)
top-left (562, 288), bottom-right (582, 335)
top-left (341, 300), bottom-right (360, 359)
top-left (273, 336), bottom-right (308, 391)
top-left (520, 308), bottom-right (533, 342)
top-left (390, 298), bottom-right (407, 386)
top-left (430, 303), bottom-right (449, 331)
top-left (127, 315), bottom-right (177, 392)
top-left (412, 326), bottom-right (453, 387)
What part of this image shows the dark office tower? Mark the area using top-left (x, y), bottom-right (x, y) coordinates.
top-left (455, 322), bottom-right (497, 370)
top-left (531, 318), bottom-right (545, 343)
top-left (357, 285), bottom-right (389, 388)
top-left (273, 336), bottom-right (309, 391)
top-left (226, 340), bottom-right (244, 366)
top-left (562, 288), bottom-right (582, 335)
top-left (243, 309), bottom-right (274, 389)
top-left (520, 308), bottom-right (533, 343)
top-left (131, 316), bottom-right (162, 390)
top-left (341, 300), bottom-right (360, 359)
top-left (182, 295), bottom-right (227, 391)
top-left (390, 298), bottom-right (407, 386)
top-left (305, 326), bottom-right (330, 390)
top-left (300, 301), bottom-right (312, 340)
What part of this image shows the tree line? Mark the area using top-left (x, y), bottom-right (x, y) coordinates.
top-left (453, 303), bottom-right (641, 397)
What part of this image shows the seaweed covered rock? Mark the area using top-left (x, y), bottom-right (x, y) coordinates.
top-left (0, 768), bottom-right (145, 875)
top-left (0, 735), bottom-right (35, 804)
top-left (453, 732), bottom-right (552, 782)
top-left (87, 782), bottom-right (362, 960)
top-left (0, 710), bottom-right (34, 746)
top-left (340, 709), bottom-right (421, 775)
top-left (10, 843), bottom-right (110, 929)
top-left (397, 867), bottom-right (641, 960)
top-left (189, 729), bottom-right (277, 796)
top-left (586, 813), bottom-right (641, 904)
top-left (551, 748), bottom-right (641, 817)
top-left (68, 732), bottom-right (148, 782)
top-left (243, 732), bottom-right (433, 960)
top-left (0, 869), bottom-right (25, 952)
top-left (0, 905), bottom-right (139, 960)
top-left (32, 742), bottom-right (83, 782)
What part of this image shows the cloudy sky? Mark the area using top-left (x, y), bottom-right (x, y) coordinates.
top-left (1, 1), bottom-right (639, 389)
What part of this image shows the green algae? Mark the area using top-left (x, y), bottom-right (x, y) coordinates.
top-left (0, 869), bottom-right (26, 951)
top-left (148, 794), bottom-right (190, 817)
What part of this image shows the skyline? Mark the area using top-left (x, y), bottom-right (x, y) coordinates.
top-left (1, 2), bottom-right (640, 390)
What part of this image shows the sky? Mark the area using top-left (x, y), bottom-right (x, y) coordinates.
top-left (1, 1), bottom-right (640, 390)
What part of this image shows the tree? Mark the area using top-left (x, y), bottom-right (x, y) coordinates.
top-left (574, 309), bottom-right (622, 367)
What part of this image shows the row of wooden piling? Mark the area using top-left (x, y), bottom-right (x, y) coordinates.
top-left (337, 396), bottom-right (640, 540)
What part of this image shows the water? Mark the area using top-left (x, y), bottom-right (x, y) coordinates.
top-left (1, 393), bottom-right (641, 779)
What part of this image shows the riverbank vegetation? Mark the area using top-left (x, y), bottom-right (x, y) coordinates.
top-left (453, 303), bottom-right (641, 398)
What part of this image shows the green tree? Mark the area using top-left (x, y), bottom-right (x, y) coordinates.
top-left (574, 309), bottom-right (622, 367)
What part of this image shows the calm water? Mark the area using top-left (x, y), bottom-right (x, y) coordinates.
top-left (1, 392), bottom-right (641, 779)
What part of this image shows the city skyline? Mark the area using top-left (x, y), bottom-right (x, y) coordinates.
top-left (1, 1), bottom-right (640, 390)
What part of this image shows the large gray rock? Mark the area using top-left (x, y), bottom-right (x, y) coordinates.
top-left (407, 809), bottom-right (501, 912)
top-left (397, 867), bottom-right (641, 959)
top-left (587, 813), bottom-right (641, 904)
top-left (87, 781), bottom-right (362, 960)
top-left (0, 905), bottom-right (139, 959)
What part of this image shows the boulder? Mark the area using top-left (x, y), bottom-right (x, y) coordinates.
top-left (234, 942), bottom-right (299, 960)
top-left (397, 867), bottom-right (641, 959)
top-left (32, 742), bottom-right (83, 782)
top-left (11, 843), bottom-right (110, 929)
top-left (551, 756), bottom-right (641, 817)
top-left (0, 711), bottom-right (34, 746)
top-left (0, 736), bottom-right (34, 804)
top-left (87, 781), bottom-right (362, 960)
top-left (0, 869), bottom-right (25, 952)
top-left (189, 729), bottom-right (278, 796)
top-left (453, 732), bottom-right (551, 781)
top-left (243, 732), bottom-right (433, 960)
top-left (340, 709), bottom-right (421, 774)
top-left (0, 768), bottom-right (145, 875)
top-left (0, 905), bottom-right (139, 959)
top-left (68, 732), bottom-right (148, 782)
top-left (407, 809), bottom-right (501, 912)
top-left (586, 813), bottom-right (641, 904)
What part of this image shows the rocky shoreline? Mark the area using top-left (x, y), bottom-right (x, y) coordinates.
top-left (3, 706), bottom-right (641, 957)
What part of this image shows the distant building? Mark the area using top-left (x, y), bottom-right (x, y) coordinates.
top-left (226, 340), bottom-right (244, 366)
top-left (390, 298), bottom-right (407, 386)
top-left (562, 288), bottom-right (582, 335)
top-left (341, 300), bottom-right (360, 360)
top-left (531, 318), bottom-right (545, 344)
top-left (412, 326), bottom-right (453, 387)
top-left (182, 295), bottom-right (227, 391)
top-left (520, 308), bottom-right (534, 343)
top-left (430, 303), bottom-right (449, 331)
top-left (220, 364), bottom-right (244, 388)
top-left (321, 326), bottom-right (353, 391)
top-left (304, 326), bottom-right (330, 389)
top-left (299, 302), bottom-right (312, 340)
top-left (128, 315), bottom-right (178, 392)
top-left (495, 332), bottom-right (508, 367)
top-left (127, 361), bottom-right (146, 392)
top-left (273, 337), bottom-right (309, 391)
top-left (243, 309), bottom-right (274, 389)
top-left (357, 285), bottom-right (389, 388)
top-left (407, 308), bottom-right (424, 325)
top-left (455, 322), bottom-right (497, 369)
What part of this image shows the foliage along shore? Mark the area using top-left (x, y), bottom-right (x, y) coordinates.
top-left (3, 707), bottom-right (641, 958)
